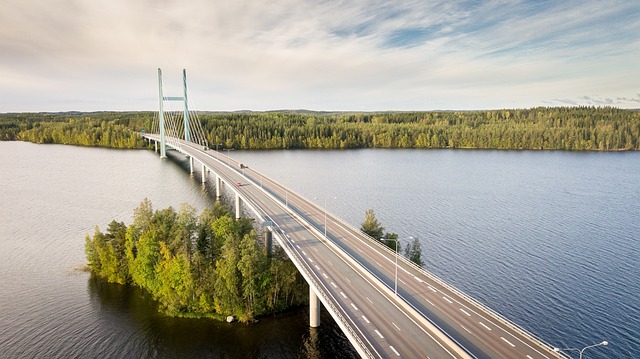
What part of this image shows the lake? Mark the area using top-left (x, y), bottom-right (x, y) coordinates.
top-left (1, 141), bottom-right (638, 358)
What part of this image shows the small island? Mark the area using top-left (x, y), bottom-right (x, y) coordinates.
top-left (84, 199), bottom-right (307, 322)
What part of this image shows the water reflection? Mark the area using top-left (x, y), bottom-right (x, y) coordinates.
top-left (87, 275), bottom-right (357, 358)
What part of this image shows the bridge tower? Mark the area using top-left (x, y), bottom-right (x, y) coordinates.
top-left (157, 68), bottom-right (192, 158)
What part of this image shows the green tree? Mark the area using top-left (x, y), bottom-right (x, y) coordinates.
top-left (361, 209), bottom-right (385, 240)
top-left (404, 237), bottom-right (424, 267)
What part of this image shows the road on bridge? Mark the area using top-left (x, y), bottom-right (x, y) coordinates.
top-left (143, 135), bottom-right (565, 359)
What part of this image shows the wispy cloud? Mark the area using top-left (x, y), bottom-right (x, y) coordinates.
top-left (0, 0), bottom-right (638, 111)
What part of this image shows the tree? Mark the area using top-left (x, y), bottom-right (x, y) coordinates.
top-left (361, 209), bottom-right (384, 240)
top-left (382, 232), bottom-right (399, 252)
top-left (404, 237), bottom-right (424, 267)
top-left (84, 199), bottom-right (309, 321)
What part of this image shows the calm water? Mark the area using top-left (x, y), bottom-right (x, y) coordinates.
top-left (0, 142), bottom-right (355, 359)
top-left (1, 142), bottom-right (638, 358)
top-left (232, 148), bottom-right (640, 359)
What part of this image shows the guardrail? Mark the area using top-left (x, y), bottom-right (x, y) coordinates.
top-left (143, 134), bottom-right (565, 359)
top-left (234, 155), bottom-right (563, 358)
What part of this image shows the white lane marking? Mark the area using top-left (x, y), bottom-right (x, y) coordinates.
top-left (314, 265), bottom-right (320, 270)
top-left (460, 308), bottom-right (471, 317)
top-left (399, 278), bottom-right (407, 285)
top-left (340, 292), bottom-right (347, 299)
top-left (290, 238), bottom-right (295, 243)
top-left (501, 337), bottom-right (516, 348)
top-left (345, 277), bottom-right (351, 283)
top-left (281, 229), bottom-right (285, 234)
top-left (527, 356), bottom-right (534, 359)
top-left (285, 234), bottom-right (290, 238)
top-left (314, 247), bottom-right (319, 253)
top-left (375, 261), bottom-right (382, 266)
top-left (479, 322), bottom-right (492, 331)
top-left (330, 282), bottom-right (337, 288)
top-left (427, 285), bottom-right (437, 292)
top-left (296, 245), bottom-right (301, 249)
top-left (302, 251), bottom-right (307, 255)
top-left (322, 273), bottom-right (329, 279)
top-left (442, 296), bottom-right (453, 304)
top-left (390, 346), bottom-right (400, 356)
top-left (426, 299), bottom-right (435, 306)
top-left (362, 315), bottom-right (370, 324)
top-left (414, 276), bottom-right (423, 283)
top-left (308, 257), bottom-right (313, 263)
top-left (375, 330), bottom-right (384, 339)
top-left (328, 260), bottom-right (333, 266)
top-left (351, 303), bottom-right (359, 311)
top-left (392, 322), bottom-right (401, 331)
top-left (366, 297), bottom-right (373, 304)
top-left (460, 325), bottom-right (471, 334)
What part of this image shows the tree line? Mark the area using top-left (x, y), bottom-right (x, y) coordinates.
top-left (0, 112), bottom-right (148, 148)
top-left (85, 199), bottom-right (307, 322)
top-left (2, 107), bottom-right (639, 150)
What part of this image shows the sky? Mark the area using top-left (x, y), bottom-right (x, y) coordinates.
top-left (1, 0), bottom-right (639, 112)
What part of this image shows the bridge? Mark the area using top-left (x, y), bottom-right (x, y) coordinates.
top-left (140, 69), bottom-right (567, 359)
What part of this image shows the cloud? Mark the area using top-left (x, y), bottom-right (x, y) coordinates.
top-left (0, 0), bottom-right (639, 111)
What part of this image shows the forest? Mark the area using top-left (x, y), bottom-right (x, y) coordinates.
top-left (84, 199), bottom-right (307, 322)
top-left (0, 112), bottom-right (146, 148)
top-left (1, 107), bottom-right (639, 151)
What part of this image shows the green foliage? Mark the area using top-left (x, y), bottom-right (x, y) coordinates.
top-left (361, 209), bottom-right (385, 240)
top-left (84, 199), bottom-right (307, 322)
top-left (361, 210), bottom-right (424, 267)
top-left (0, 112), bottom-right (149, 148)
top-left (194, 107), bottom-right (640, 151)
top-left (404, 237), bottom-right (424, 267)
top-left (2, 107), bottom-right (639, 151)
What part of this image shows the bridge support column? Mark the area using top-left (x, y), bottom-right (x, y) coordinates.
top-left (201, 163), bottom-right (207, 183)
top-left (309, 288), bottom-right (321, 327)
top-left (216, 175), bottom-right (221, 199)
top-left (154, 141), bottom-right (158, 153)
top-left (235, 193), bottom-right (241, 220)
top-left (189, 156), bottom-right (194, 174)
top-left (263, 230), bottom-right (272, 257)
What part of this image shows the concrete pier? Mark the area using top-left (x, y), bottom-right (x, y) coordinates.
top-left (216, 175), bottom-right (221, 199)
top-left (310, 288), bottom-right (320, 327)
top-left (235, 193), bottom-right (241, 220)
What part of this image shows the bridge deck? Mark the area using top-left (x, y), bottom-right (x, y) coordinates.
top-left (142, 134), bottom-right (565, 359)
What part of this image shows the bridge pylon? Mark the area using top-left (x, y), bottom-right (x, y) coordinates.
top-left (157, 68), bottom-right (192, 158)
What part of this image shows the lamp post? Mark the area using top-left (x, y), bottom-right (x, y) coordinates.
top-left (213, 143), bottom-right (222, 159)
top-left (278, 176), bottom-right (295, 208)
top-left (314, 197), bottom-right (337, 240)
top-left (554, 341), bottom-right (608, 359)
top-left (393, 237), bottom-right (398, 295)
top-left (223, 148), bottom-right (234, 166)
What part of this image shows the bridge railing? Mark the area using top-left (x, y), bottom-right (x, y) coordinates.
top-left (311, 200), bottom-right (564, 357)
top-left (147, 137), bottom-right (564, 358)
top-left (225, 184), bottom-right (379, 358)
top-left (271, 228), bottom-right (378, 359)
top-left (248, 165), bottom-right (563, 358)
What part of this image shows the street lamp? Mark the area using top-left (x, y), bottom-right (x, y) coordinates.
top-left (314, 196), bottom-right (337, 240)
top-left (393, 237), bottom-right (398, 295)
top-left (223, 148), bottom-right (234, 166)
top-left (554, 341), bottom-right (608, 359)
top-left (213, 143), bottom-right (222, 159)
top-left (277, 176), bottom-right (295, 208)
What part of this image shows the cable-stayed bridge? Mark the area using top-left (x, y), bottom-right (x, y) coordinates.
top-left (140, 69), bottom-right (567, 359)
